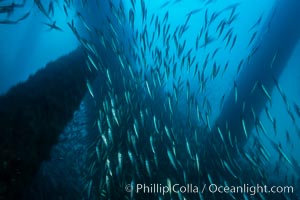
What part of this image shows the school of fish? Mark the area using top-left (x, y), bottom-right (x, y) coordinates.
top-left (1, 0), bottom-right (300, 199)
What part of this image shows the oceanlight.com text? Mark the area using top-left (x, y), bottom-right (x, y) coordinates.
top-left (125, 183), bottom-right (294, 196)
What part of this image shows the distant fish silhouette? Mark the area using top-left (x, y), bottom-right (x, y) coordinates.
top-left (43, 21), bottom-right (63, 31)
top-left (0, 12), bottom-right (30, 24)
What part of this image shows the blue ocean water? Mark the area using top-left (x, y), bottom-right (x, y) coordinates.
top-left (0, 0), bottom-right (299, 199)
top-left (0, 0), bottom-right (78, 94)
